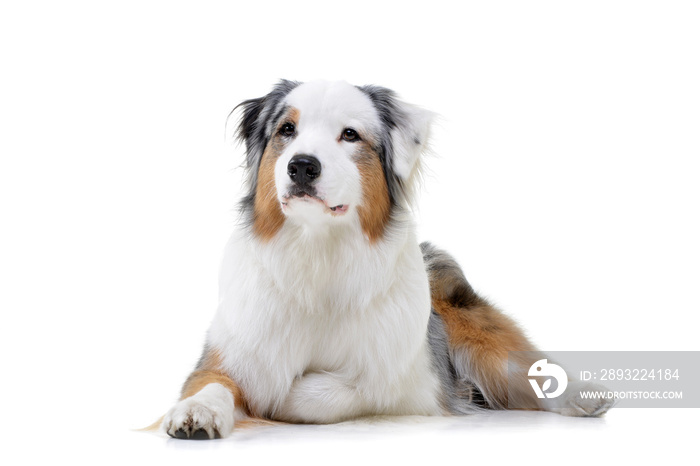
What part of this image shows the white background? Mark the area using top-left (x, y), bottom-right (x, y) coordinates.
top-left (1, 1), bottom-right (698, 464)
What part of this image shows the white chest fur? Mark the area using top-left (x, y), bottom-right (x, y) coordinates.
top-left (206, 217), bottom-right (443, 422)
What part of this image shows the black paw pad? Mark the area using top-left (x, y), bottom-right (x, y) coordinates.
top-left (169, 427), bottom-right (221, 440)
top-left (191, 429), bottom-right (211, 440)
top-left (172, 428), bottom-right (189, 439)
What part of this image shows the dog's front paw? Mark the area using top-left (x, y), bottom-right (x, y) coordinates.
top-left (553, 381), bottom-right (615, 417)
top-left (163, 383), bottom-right (235, 440)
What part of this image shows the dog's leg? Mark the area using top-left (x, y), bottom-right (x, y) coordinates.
top-left (421, 242), bottom-right (614, 417)
top-left (273, 371), bottom-right (368, 424)
top-left (162, 347), bottom-right (246, 439)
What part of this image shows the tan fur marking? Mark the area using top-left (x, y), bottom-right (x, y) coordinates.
top-left (137, 416), bottom-right (165, 432)
top-left (355, 144), bottom-right (391, 242)
top-left (432, 296), bottom-right (539, 410)
top-left (432, 300), bottom-right (535, 357)
top-left (180, 350), bottom-right (250, 415)
top-left (252, 109), bottom-right (300, 240)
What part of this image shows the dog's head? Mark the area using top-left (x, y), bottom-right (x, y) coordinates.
top-left (235, 80), bottom-right (432, 242)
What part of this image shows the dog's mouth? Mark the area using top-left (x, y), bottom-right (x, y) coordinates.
top-left (281, 190), bottom-right (349, 216)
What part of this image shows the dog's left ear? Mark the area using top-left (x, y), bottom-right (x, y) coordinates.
top-left (359, 85), bottom-right (434, 205)
top-left (389, 101), bottom-right (433, 182)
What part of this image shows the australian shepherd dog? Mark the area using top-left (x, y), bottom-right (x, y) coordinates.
top-left (161, 80), bottom-right (613, 439)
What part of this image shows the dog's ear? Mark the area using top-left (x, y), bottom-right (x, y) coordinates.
top-left (236, 96), bottom-right (267, 172)
top-left (388, 100), bottom-right (433, 182)
top-left (359, 85), bottom-right (434, 205)
top-left (233, 80), bottom-right (300, 186)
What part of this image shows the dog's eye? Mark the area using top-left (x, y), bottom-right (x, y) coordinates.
top-left (279, 122), bottom-right (296, 137)
top-left (341, 128), bottom-right (360, 142)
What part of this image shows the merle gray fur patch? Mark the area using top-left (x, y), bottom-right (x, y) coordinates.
top-left (427, 310), bottom-right (487, 413)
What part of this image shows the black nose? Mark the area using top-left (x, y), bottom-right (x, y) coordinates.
top-left (287, 155), bottom-right (322, 185)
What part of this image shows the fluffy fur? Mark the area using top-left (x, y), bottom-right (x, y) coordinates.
top-left (161, 80), bottom-right (613, 439)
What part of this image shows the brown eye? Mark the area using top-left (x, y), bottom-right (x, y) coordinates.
top-left (341, 128), bottom-right (360, 142)
top-left (279, 122), bottom-right (295, 137)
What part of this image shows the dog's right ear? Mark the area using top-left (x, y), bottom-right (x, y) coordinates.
top-left (233, 80), bottom-right (300, 186)
top-left (236, 96), bottom-right (267, 174)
